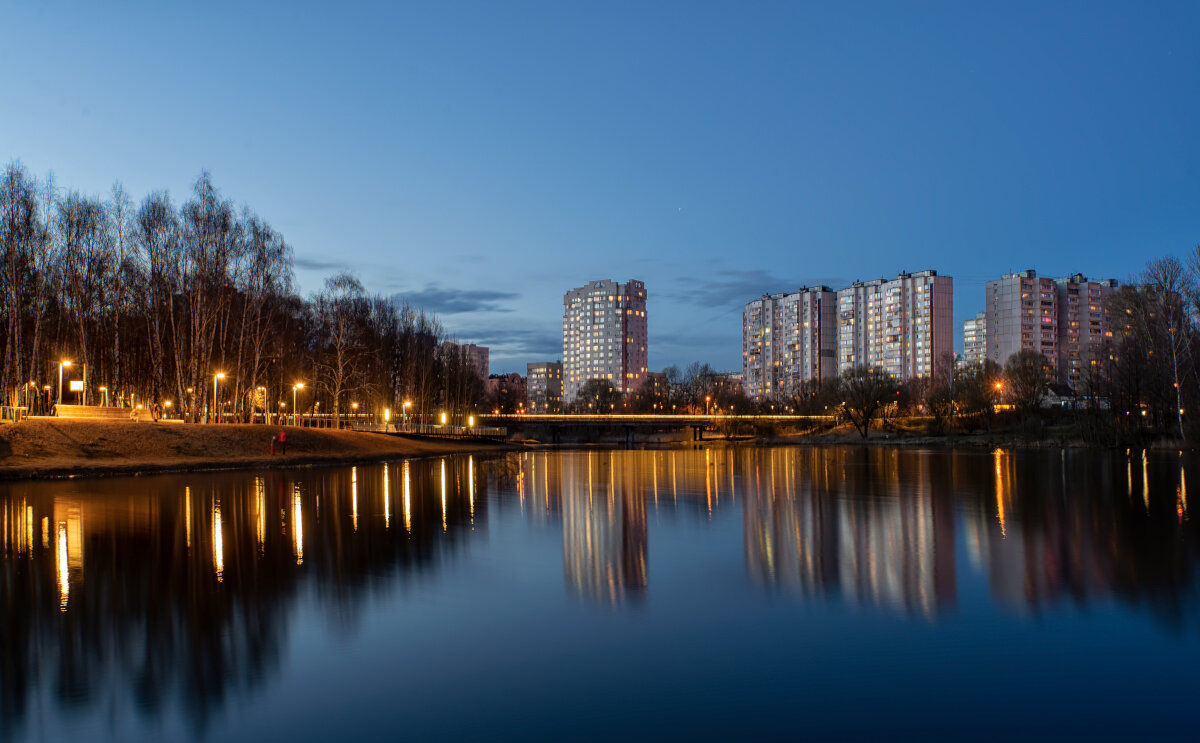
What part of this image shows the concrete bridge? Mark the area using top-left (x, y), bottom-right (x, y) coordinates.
top-left (477, 413), bottom-right (834, 445)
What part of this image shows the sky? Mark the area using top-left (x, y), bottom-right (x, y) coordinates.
top-left (3, 0), bottom-right (1198, 373)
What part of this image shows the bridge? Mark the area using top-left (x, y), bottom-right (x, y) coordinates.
top-left (477, 413), bottom-right (834, 445)
top-left (349, 421), bottom-right (509, 441)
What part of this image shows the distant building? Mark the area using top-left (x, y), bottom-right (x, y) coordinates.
top-left (485, 373), bottom-right (526, 413)
top-left (962, 312), bottom-right (987, 367)
top-left (441, 342), bottom-right (489, 380)
top-left (562, 279), bottom-right (648, 405)
top-left (1055, 273), bottom-right (1118, 391)
top-left (836, 270), bottom-right (954, 382)
top-left (526, 361), bottom-right (563, 413)
top-left (985, 270), bottom-right (1060, 376)
top-left (984, 270), bottom-right (1116, 391)
top-left (742, 286), bottom-right (838, 400)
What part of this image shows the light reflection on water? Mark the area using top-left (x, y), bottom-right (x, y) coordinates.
top-left (1, 446), bottom-right (1199, 741)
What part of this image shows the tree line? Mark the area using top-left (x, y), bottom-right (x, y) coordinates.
top-left (0, 162), bottom-right (485, 424)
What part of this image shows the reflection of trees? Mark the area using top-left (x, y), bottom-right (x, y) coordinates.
top-left (970, 449), bottom-right (1200, 627)
top-left (0, 455), bottom-right (489, 739)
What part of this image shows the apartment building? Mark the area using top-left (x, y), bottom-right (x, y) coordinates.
top-left (1056, 274), bottom-right (1117, 390)
top-left (836, 271), bottom-right (953, 381)
top-left (962, 312), bottom-right (987, 367)
top-left (526, 361), bottom-right (563, 413)
top-left (562, 279), bottom-right (648, 404)
top-left (742, 286), bottom-right (838, 399)
top-left (984, 270), bottom-right (1116, 390)
top-left (985, 270), bottom-right (1060, 375)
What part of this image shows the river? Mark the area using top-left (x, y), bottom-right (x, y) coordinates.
top-left (2, 446), bottom-right (1198, 741)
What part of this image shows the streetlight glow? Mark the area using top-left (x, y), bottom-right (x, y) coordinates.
top-left (214, 373), bottom-right (226, 423)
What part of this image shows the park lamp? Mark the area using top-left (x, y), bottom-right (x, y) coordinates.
top-left (57, 360), bottom-right (72, 405)
top-left (384, 408), bottom-right (391, 422)
top-left (468, 415), bottom-right (475, 427)
top-left (440, 411), bottom-right (447, 425)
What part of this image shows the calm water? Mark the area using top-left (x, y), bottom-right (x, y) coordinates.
top-left (2, 446), bottom-right (1199, 741)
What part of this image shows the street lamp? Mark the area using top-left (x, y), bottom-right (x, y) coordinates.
top-left (58, 360), bottom-right (71, 406)
top-left (213, 373), bottom-right (226, 423)
top-left (293, 383), bottom-right (304, 426)
top-left (99, 386), bottom-right (108, 407)
top-left (403, 400), bottom-right (411, 424)
top-left (705, 395), bottom-right (711, 415)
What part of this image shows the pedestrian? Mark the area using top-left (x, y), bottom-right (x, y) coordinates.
top-left (277, 428), bottom-right (288, 454)
top-left (270, 435), bottom-right (276, 456)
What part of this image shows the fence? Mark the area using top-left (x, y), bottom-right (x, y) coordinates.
top-left (0, 406), bottom-right (29, 423)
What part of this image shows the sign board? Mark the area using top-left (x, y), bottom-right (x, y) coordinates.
top-left (69, 380), bottom-right (84, 392)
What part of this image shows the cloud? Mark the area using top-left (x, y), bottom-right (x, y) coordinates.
top-left (663, 269), bottom-right (848, 309)
top-left (294, 255), bottom-right (349, 271)
top-left (389, 285), bottom-right (521, 315)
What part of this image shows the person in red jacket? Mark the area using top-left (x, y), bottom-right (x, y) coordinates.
top-left (277, 428), bottom-right (288, 455)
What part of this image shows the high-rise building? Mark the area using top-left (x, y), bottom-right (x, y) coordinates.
top-left (742, 286), bottom-right (838, 399)
top-left (836, 270), bottom-right (953, 381)
top-left (526, 361), bottom-right (563, 413)
top-left (562, 279), bottom-right (648, 405)
top-left (836, 279), bottom-right (886, 372)
top-left (1055, 274), bottom-right (1118, 391)
top-left (985, 270), bottom-right (1059, 375)
top-left (984, 270), bottom-right (1116, 390)
top-left (962, 312), bottom-right (987, 367)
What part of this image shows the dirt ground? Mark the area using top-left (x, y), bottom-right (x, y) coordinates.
top-left (0, 420), bottom-right (516, 480)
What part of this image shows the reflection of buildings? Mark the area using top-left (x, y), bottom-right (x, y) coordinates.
top-left (743, 448), bottom-right (956, 617)
top-left (560, 453), bottom-right (648, 604)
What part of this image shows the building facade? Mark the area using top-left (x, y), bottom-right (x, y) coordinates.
top-left (440, 342), bottom-right (489, 380)
top-left (526, 361), bottom-right (563, 413)
top-left (962, 312), bottom-right (987, 367)
top-left (1055, 274), bottom-right (1118, 391)
top-left (985, 270), bottom-right (1060, 376)
top-left (742, 286), bottom-right (838, 399)
top-left (836, 271), bottom-right (953, 382)
top-left (562, 279), bottom-right (648, 404)
top-left (984, 270), bottom-right (1116, 390)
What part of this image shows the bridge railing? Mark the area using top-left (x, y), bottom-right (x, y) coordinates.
top-left (349, 421), bottom-right (507, 438)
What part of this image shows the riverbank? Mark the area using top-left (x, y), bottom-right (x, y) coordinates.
top-left (0, 420), bottom-right (519, 480)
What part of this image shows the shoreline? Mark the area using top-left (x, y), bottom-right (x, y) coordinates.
top-left (0, 420), bottom-right (521, 482)
top-left (2, 419), bottom-right (1185, 483)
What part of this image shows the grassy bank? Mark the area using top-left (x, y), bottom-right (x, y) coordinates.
top-left (0, 420), bottom-right (518, 480)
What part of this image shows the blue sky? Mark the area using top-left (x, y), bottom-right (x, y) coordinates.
top-left (3, 1), bottom-right (1198, 373)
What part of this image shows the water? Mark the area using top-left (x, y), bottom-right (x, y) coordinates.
top-left (1, 446), bottom-right (1198, 741)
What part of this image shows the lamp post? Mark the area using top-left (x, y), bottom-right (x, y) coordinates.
top-left (705, 395), bottom-right (711, 415)
top-left (58, 360), bottom-right (71, 406)
top-left (403, 400), bottom-right (411, 425)
top-left (99, 386), bottom-right (108, 407)
top-left (293, 383), bottom-right (304, 426)
top-left (214, 373), bottom-right (226, 423)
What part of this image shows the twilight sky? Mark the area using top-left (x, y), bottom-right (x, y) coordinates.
top-left (3, 1), bottom-right (1198, 373)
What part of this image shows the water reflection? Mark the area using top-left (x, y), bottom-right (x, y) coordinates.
top-left (2, 447), bottom-right (1199, 741)
top-left (0, 457), bottom-right (489, 739)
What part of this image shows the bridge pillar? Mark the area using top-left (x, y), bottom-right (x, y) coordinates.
top-left (552, 426), bottom-right (560, 445)
top-left (692, 425), bottom-right (703, 441)
top-left (624, 426), bottom-right (633, 448)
